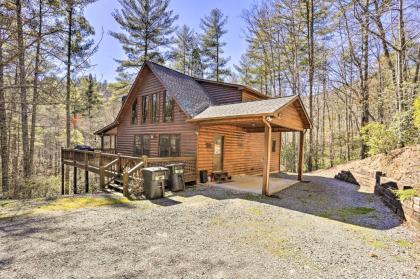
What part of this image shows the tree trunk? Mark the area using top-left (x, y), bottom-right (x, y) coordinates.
top-left (29, 0), bottom-right (43, 176)
top-left (0, 41), bottom-right (9, 195)
top-left (16, 0), bottom-right (30, 177)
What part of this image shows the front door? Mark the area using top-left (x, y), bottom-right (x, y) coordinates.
top-left (213, 135), bottom-right (224, 172)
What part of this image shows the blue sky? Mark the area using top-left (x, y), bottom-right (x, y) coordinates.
top-left (85, 0), bottom-right (255, 82)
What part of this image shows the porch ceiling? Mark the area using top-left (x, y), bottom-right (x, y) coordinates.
top-left (196, 116), bottom-right (303, 132)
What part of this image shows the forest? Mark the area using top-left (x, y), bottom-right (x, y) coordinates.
top-left (0, 0), bottom-right (419, 198)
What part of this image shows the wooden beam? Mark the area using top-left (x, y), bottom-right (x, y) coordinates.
top-left (279, 132), bottom-right (282, 172)
top-left (73, 165), bottom-right (77, 194)
top-left (262, 120), bottom-right (272, 196)
top-left (61, 163), bottom-right (65, 195)
top-left (298, 131), bottom-right (304, 181)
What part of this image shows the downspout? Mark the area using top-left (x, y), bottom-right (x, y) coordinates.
top-left (262, 116), bottom-right (273, 196)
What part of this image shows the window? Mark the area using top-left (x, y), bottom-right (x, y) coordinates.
top-left (159, 135), bottom-right (180, 157)
top-left (142, 95), bottom-right (149, 123)
top-left (272, 140), bottom-right (276, 152)
top-left (131, 99), bottom-right (138, 124)
top-left (134, 135), bottom-right (150, 156)
top-left (164, 92), bottom-right (174, 122)
top-left (151, 93), bottom-right (159, 123)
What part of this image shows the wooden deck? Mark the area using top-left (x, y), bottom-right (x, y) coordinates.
top-left (61, 148), bottom-right (196, 196)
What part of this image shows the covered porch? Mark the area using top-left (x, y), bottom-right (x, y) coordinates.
top-left (190, 95), bottom-right (312, 196)
top-left (210, 173), bottom-right (300, 195)
top-left (94, 122), bottom-right (118, 153)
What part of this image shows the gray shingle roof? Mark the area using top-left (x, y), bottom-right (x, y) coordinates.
top-left (192, 96), bottom-right (297, 120)
top-left (147, 61), bottom-right (214, 117)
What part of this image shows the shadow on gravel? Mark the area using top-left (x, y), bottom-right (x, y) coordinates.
top-left (173, 173), bottom-right (403, 230)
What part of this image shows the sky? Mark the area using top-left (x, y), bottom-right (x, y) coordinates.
top-left (85, 0), bottom-right (255, 82)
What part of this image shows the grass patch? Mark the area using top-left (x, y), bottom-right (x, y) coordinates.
top-left (33, 196), bottom-right (130, 213)
top-left (0, 195), bottom-right (130, 221)
top-left (337, 207), bottom-right (375, 219)
top-left (393, 189), bottom-right (417, 201)
top-left (248, 206), bottom-right (263, 216)
top-left (396, 239), bottom-right (413, 248)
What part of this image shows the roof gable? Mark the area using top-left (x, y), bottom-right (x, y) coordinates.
top-left (146, 61), bottom-right (213, 116)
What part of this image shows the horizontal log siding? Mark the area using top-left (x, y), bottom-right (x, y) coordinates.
top-left (242, 90), bottom-right (266, 102)
top-left (273, 102), bottom-right (305, 131)
top-left (197, 125), bottom-right (280, 177)
top-left (197, 81), bottom-right (242, 104)
top-left (116, 68), bottom-right (197, 156)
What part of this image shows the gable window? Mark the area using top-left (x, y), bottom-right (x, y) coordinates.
top-left (272, 140), bottom-right (276, 152)
top-left (131, 99), bottom-right (138, 124)
top-left (134, 135), bottom-right (150, 156)
top-left (142, 95), bottom-right (149, 123)
top-left (164, 92), bottom-right (174, 122)
top-left (159, 134), bottom-right (180, 157)
top-left (151, 93), bottom-right (159, 123)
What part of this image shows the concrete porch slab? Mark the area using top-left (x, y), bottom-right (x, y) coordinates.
top-left (208, 173), bottom-right (300, 195)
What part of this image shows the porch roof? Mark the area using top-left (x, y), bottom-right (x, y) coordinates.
top-left (191, 96), bottom-right (296, 121)
top-left (189, 95), bottom-right (312, 131)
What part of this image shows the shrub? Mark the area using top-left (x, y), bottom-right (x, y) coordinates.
top-left (393, 189), bottom-right (417, 201)
top-left (414, 96), bottom-right (420, 129)
top-left (390, 109), bottom-right (419, 146)
top-left (360, 122), bottom-right (398, 156)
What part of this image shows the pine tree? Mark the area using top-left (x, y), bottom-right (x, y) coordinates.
top-left (110, 0), bottom-right (178, 77)
top-left (200, 8), bottom-right (230, 81)
top-left (172, 25), bottom-right (194, 74)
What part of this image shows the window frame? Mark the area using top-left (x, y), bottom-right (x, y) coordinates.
top-left (151, 93), bottom-right (159, 123)
top-left (141, 95), bottom-right (150, 124)
top-left (131, 98), bottom-right (138, 125)
top-left (271, 139), bottom-right (276, 153)
top-left (163, 92), bottom-right (174, 122)
top-left (133, 134), bottom-right (151, 156)
top-left (159, 134), bottom-right (181, 157)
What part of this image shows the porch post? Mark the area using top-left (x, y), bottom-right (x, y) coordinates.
top-left (100, 134), bottom-right (104, 151)
top-left (298, 130), bottom-right (304, 181)
top-left (262, 120), bottom-right (272, 196)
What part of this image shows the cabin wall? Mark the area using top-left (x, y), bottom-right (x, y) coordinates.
top-left (116, 67), bottom-right (197, 156)
top-left (197, 81), bottom-right (242, 104)
top-left (197, 125), bottom-right (280, 177)
top-left (242, 90), bottom-right (267, 102)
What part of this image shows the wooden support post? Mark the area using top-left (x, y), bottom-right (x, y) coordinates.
top-left (84, 152), bottom-right (88, 193)
top-left (99, 153), bottom-right (104, 189)
top-left (298, 130), bottom-right (305, 181)
top-left (142, 155), bottom-right (148, 168)
top-left (262, 119), bottom-right (272, 196)
top-left (73, 166), bottom-right (77, 194)
top-left (279, 132), bottom-right (282, 173)
top-left (100, 135), bottom-right (104, 151)
top-left (123, 169), bottom-right (129, 198)
top-left (61, 163), bottom-right (65, 195)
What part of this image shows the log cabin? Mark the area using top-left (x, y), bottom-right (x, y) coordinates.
top-left (94, 61), bottom-right (312, 195)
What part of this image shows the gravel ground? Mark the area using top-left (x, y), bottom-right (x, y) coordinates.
top-left (0, 174), bottom-right (419, 279)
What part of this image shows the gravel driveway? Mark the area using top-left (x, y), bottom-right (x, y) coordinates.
top-left (0, 174), bottom-right (419, 278)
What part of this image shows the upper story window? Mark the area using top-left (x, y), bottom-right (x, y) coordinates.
top-left (164, 92), bottom-right (174, 122)
top-left (151, 93), bottom-right (159, 123)
top-left (142, 95), bottom-right (149, 123)
top-left (272, 139), bottom-right (276, 152)
top-left (131, 99), bottom-right (138, 124)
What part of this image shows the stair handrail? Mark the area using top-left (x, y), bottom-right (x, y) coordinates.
top-left (103, 158), bottom-right (119, 169)
top-left (128, 161), bottom-right (144, 175)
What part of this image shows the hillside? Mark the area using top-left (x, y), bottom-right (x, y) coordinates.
top-left (314, 145), bottom-right (420, 190)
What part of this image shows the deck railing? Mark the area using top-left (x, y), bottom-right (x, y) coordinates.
top-left (61, 148), bottom-right (196, 196)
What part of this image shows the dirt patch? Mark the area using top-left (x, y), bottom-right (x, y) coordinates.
top-left (316, 145), bottom-right (420, 191)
